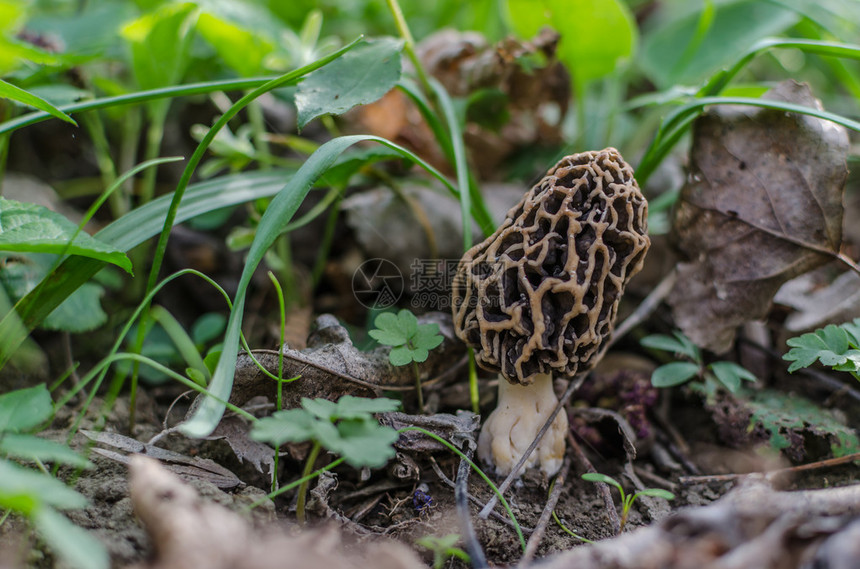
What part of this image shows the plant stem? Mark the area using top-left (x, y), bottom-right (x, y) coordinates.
top-left (468, 349), bottom-right (479, 414)
top-left (412, 359), bottom-right (424, 411)
top-left (384, 0), bottom-right (433, 96)
top-left (296, 441), bottom-right (321, 525)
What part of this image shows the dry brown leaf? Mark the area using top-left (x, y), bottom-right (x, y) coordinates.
top-left (668, 80), bottom-right (849, 352)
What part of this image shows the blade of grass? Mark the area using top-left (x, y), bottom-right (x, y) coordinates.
top-left (637, 96), bottom-right (860, 185)
top-left (178, 133), bottom-right (475, 437)
top-left (0, 79), bottom-right (78, 126)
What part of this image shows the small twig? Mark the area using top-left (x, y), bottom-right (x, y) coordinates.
top-left (608, 268), bottom-right (678, 348)
top-left (479, 374), bottom-right (586, 519)
top-left (429, 457), bottom-right (533, 534)
top-left (253, 349), bottom-right (467, 392)
top-left (568, 432), bottom-right (621, 534)
top-left (455, 443), bottom-right (488, 569)
top-left (632, 465), bottom-right (677, 492)
top-left (521, 455), bottom-right (572, 565)
top-left (679, 452), bottom-right (860, 485)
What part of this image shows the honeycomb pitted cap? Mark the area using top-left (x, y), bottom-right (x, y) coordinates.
top-left (452, 148), bottom-right (650, 384)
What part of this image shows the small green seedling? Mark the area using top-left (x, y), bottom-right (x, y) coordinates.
top-left (416, 534), bottom-right (470, 569)
top-left (641, 331), bottom-right (757, 393)
top-left (581, 472), bottom-right (675, 532)
top-left (369, 308), bottom-right (443, 410)
top-left (783, 318), bottom-right (860, 381)
top-left (251, 395), bottom-right (401, 524)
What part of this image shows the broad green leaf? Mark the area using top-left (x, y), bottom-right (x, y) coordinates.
top-left (397, 309), bottom-right (419, 338)
top-left (640, 0), bottom-right (798, 88)
top-left (651, 362), bottom-right (700, 388)
top-left (640, 334), bottom-right (690, 355)
top-left (0, 460), bottom-right (88, 511)
top-left (0, 253), bottom-right (107, 332)
top-left (196, 12), bottom-right (274, 77)
top-left (388, 345), bottom-right (414, 367)
top-left (0, 79), bottom-right (77, 126)
top-left (410, 346), bottom-right (430, 363)
top-left (414, 324), bottom-right (443, 351)
top-left (302, 397), bottom-right (338, 421)
top-left (369, 328), bottom-right (407, 347)
top-left (0, 384), bottom-right (52, 433)
top-left (191, 312), bottom-right (227, 346)
top-left (121, 3), bottom-right (198, 92)
top-left (32, 507), bottom-right (108, 569)
top-left (251, 408), bottom-right (318, 446)
top-left (295, 37), bottom-right (404, 128)
top-left (708, 361), bottom-right (746, 393)
top-left (506, 0), bottom-right (636, 84)
top-left (334, 395), bottom-right (401, 419)
top-left (0, 434), bottom-right (92, 469)
top-left (0, 199), bottom-right (132, 273)
top-left (333, 418), bottom-right (399, 468)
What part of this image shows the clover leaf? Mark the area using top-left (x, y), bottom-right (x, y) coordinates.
top-left (369, 309), bottom-right (443, 366)
top-left (784, 319), bottom-right (860, 380)
top-left (251, 395), bottom-right (401, 468)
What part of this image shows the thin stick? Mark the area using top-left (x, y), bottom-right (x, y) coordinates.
top-left (455, 443), bottom-right (488, 569)
top-left (679, 452), bottom-right (860, 485)
top-left (429, 457), bottom-right (534, 533)
top-left (608, 267), bottom-right (677, 348)
top-left (568, 431), bottom-right (621, 534)
top-left (479, 374), bottom-right (586, 519)
top-left (521, 455), bottom-right (572, 564)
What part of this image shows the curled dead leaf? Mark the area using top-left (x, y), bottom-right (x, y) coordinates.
top-left (668, 80), bottom-right (849, 353)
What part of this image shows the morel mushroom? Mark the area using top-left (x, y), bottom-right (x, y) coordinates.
top-left (452, 148), bottom-right (650, 476)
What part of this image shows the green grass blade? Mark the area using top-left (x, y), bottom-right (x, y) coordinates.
top-left (428, 77), bottom-right (473, 251)
top-left (178, 133), bottom-right (473, 437)
top-left (637, 96), bottom-right (860, 185)
top-left (0, 77), bottom-right (276, 135)
top-left (0, 79), bottom-right (78, 126)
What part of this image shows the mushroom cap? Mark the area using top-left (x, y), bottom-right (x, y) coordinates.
top-left (452, 148), bottom-right (650, 384)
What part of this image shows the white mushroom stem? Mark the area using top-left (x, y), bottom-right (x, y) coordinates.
top-left (477, 372), bottom-right (568, 477)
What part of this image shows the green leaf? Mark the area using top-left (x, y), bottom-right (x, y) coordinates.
top-left (301, 397), bottom-right (339, 421)
top-left (634, 488), bottom-right (675, 501)
top-left (191, 312), bottom-right (227, 346)
top-left (251, 408), bottom-right (319, 446)
top-left (0, 460), bottom-right (88, 511)
top-left (413, 323), bottom-right (443, 350)
top-left (639, 0), bottom-right (798, 89)
top-left (784, 324), bottom-right (854, 372)
top-left (388, 345), bottom-right (414, 366)
top-left (640, 334), bottom-right (689, 355)
top-left (121, 3), bottom-right (198, 93)
top-left (333, 395), bottom-right (401, 419)
top-left (581, 472), bottom-right (622, 491)
top-left (295, 37), bottom-right (404, 128)
top-left (0, 434), bottom-right (92, 469)
top-left (333, 418), bottom-right (399, 468)
top-left (708, 361), bottom-right (757, 393)
top-left (0, 253), bottom-right (107, 333)
top-left (32, 507), bottom-right (108, 569)
top-left (0, 79), bottom-right (77, 126)
top-left (0, 384), bottom-right (52, 433)
top-left (368, 328), bottom-right (407, 347)
top-left (506, 0), bottom-right (636, 84)
top-left (0, 199), bottom-right (132, 272)
top-left (196, 12), bottom-right (274, 77)
top-left (651, 362), bottom-right (700, 388)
